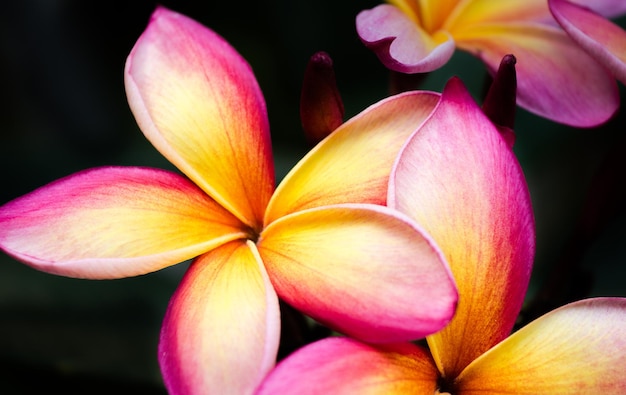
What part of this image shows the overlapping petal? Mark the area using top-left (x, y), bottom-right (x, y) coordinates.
top-left (160, 240), bottom-right (280, 395)
top-left (356, 5), bottom-right (456, 73)
top-left (265, 91), bottom-right (439, 224)
top-left (457, 298), bottom-right (626, 394)
top-left (259, 203), bottom-right (457, 343)
top-left (125, 7), bottom-right (274, 230)
top-left (0, 167), bottom-right (246, 279)
top-left (256, 337), bottom-right (439, 395)
top-left (389, 78), bottom-right (534, 377)
top-left (455, 23), bottom-right (619, 127)
top-left (550, 0), bottom-right (626, 84)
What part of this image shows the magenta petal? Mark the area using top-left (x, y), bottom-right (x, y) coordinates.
top-left (256, 338), bottom-right (439, 395)
top-left (356, 4), bottom-right (455, 73)
top-left (550, 0), bottom-right (626, 84)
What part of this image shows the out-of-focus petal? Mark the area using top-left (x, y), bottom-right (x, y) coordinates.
top-left (356, 5), bottom-right (455, 73)
top-left (457, 298), bottom-right (626, 394)
top-left (550, 0), bottom-right (626, 84)
top-left (0, 167), bottom-right (246, 279)
top-left (256, 337), bottom-right (439, 395)
top-left (389, 78), bottom-right (534, 377)
top-left (265, 91), bottom-right (439, 224)
top-left (259, 203), bottom-right (457, 344)
top-left (446, 0), bottom-right (550, 28)
top-left (160, 240), bottom-right (280, 395)
top-left (569, 0), bottom-right (626, 19)
top-left (125, 7), bottom-right (274, 230)
top-left (455, 23), bottom-right (619, 127)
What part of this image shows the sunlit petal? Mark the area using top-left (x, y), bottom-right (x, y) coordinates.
top-left (256, 337), bottom-right (439, 395)
top-left (259, 204), bottom-right (457, 343)
top-left (125, 7), bottom-right (274, 230)
top-left (356, 5), bottom-right (455, 73)
top-left (457, 298), bottom-right (626, 394)
top-left (266, 91), bottom-right (439, 224)
top-left (160, 240), bottom-right (280, 395)
top-left (550, 0), bottom-right (626, 84)
top-left (389, 78), bottom-right (534, 377)
top-left (0, 167), bottom-right (246, 279)
top-left (455, 23), bottom-right (619, 127)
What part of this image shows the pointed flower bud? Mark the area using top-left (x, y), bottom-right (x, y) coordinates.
top-left (482, 54), bottom-right (517, 147)
top-left (300, 51), bottom-right (345, 146)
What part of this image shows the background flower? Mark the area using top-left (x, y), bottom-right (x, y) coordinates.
top-left (356, 0), bottom-right (626, 126)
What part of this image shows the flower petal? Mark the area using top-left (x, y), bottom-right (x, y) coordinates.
top-left (256, 337), bottom-right (439, 395)
top-left (389, 78), bottom-right (534, 377)
top-left (0, 167), bottom-right (246, 279)
top-left (125, 7), bottom-right (274, 230)
top-left (258, 203), bottom-right (457, 343)
top-left (446, 0), bottom-right (551, 28)
top-left (457, 298), bottom-right (626, 394)
top-left (265, 91), bottom-right (439, 224)
top-left (455, 23), bottom-right (619, 127)
top-left (356, 4), bottom-right (456, 73)
top-left (550, 0), bottom-right (626, 84)
top-left (160, 240), bottom-right (280, 395)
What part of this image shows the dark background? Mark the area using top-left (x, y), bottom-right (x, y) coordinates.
top-left (1, 1), bottom-right (625, 393)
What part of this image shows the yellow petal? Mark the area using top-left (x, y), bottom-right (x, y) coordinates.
top-left (125, 7), bottom-right (274, 230)
top-left (259, 203), bottom-right (457, 343)
top-left (160, 240), bottom-right (280, 394)
top-left (0, 167), bottom-right (246, 279)
top-left (456, 298), bottom-right (626, 394)
top-left (265, 91), bottom-right (439, 224)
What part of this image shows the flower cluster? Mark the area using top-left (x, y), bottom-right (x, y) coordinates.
top-left (1, 2), bottom-right (625, 394)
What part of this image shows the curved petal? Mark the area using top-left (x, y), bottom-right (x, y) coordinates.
top-left (160, 240), bottom-right (280, 395)
top-left (265, 91), bottom-right (439, 224)
top-left (0, 167), bottom-right (246, 279)
top-left (389, 78), bottom-right (534, 377)
top-left (455, 23), bottom-right (619, 127)
top-left (125, 7), bottom-right (274, 230)
top-left (457, 298), bottom-right (626, 394)
top-left (256, 337), bottom-right (439, 395)
top-left (356, 5), bottom-right (456, 73)
top-left (258, 203), bottom-right (457, 344)
top-left (550, 0), bottom-right (626, 85)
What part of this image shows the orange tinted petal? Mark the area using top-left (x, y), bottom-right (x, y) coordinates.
top-left (125, 7), bottom-right (274, 229)
top-left (457, 298), bottom-right (626, 394)
top-left (0, 167), bottom-right (245, 279)
top-left (160, 241), bottom-right (280, 395)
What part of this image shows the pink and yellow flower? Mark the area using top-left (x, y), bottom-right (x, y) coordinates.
top-left (256, 78), bottom-right (626, 394)
top-left (0, 8), bottom-right (458, 394)
top-left (356, 0), bottom-right (626, 127)
top-left (550, 0), bottom-right (626, 85)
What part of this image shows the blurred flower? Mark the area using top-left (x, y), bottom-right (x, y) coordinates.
top-left (0, 7), bottom-right (459, 395)
top-left (356, 0), bottom-right (626, 127)
top-left (550, 0), bottom-right (626, 85)
top-left (256, 78), bottom-right (626, 394)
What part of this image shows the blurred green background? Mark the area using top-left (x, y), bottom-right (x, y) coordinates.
top-left (1, 1), bottom-right (625, 393)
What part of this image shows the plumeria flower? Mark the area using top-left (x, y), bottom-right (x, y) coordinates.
top-left (255, 78), bottom-right (626, 394)
top-left (0, 7), bottom-right (459, 395)
top-left (550, 0), bottom-right (626, 85)
top-left (356, 0), bottom-right (626, 127)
